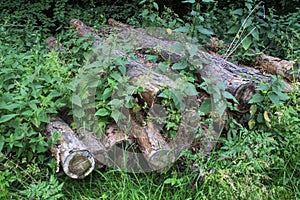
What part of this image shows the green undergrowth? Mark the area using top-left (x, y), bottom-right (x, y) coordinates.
top-left (1, 1), bottom-right (299, 199)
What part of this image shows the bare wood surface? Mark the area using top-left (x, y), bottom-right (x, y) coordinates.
top-left (258, 54), bottom-right (298, 81)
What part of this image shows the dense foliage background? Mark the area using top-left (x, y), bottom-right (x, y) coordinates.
top-left (0, 0), bottom-right (299, 199)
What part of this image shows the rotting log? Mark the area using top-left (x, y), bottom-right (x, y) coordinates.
top-left (105, 19), bottom-right (293, 111)
top-left (258, 54), bottom-right (298, 81)
top-left (133, 122), bottom-right (176, 170)
top-left (46, 118), bottom-right (96, 179)
top-left (70, 18), bottom-right (285, 112)
top-left (68, 19), bottom-right (226, 164)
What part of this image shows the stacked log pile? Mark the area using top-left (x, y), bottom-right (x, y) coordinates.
top-left (46, 19), bottom-right (294, 178)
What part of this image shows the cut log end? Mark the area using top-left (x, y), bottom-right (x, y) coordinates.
top-left (148, 150), bottom-right (175, 170)
top-left (62, 150), bottom-right (95, 179)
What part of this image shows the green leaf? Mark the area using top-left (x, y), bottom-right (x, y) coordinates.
top-left (186, 44), bottom-right (198, 57)
top-left (38, 110), bottom-right (50, 123)
top-left (251, 28), bottom-right (259, 40)
top-left (171, 90), bottom-right (185, 111)
top-left (95, 108), bottom-right (110, 117)
top-left (110, 71), bottom-right (122, 82)
top-left (231, 8), bottom-right (244, 15)
top-left (0, 114), bottom-right (18, 123)
top-left (268, 93), bottom-right (280, 106)
top-left (272, 90), bottom-right (289, 101)
top-left (249, 94), bottom-right (264, 104)
top-left (0, 103), bottom-right (19, 111)
top-left (227, 25), bottom-right (239, 34)
top-left (248, 119), bottom-right (256, 130)
top-left (199, 99), bottom-right (212, 114)
top-left (153, 2), bottom-right (159, 10)
top-left (196, 25), bottom-right (214, 35)
top-left (111, 110), bottom-right (125, 123)
top-left (172, 60), bottom-right (187, 70)
top-left (256, 83), bottom-right (270, 91)
top-left (202, 0), bottom-right (214, 2)
top-left (108, 99), bottom-right (123, 107)
top-left (184, 82), bottom-right (198, 96)
top-left (0, 135), bottom-right (4, 152)
top-left (173, 26), bottom-right (190, 33)
top-left (263, 111), bottom-right (271, 123)
top-left (103, 88), bottom-right (113, 100)
top-left (72, 94), bottom-right (82, 107)
top-left (157, 62), bottom-right (169, 73)
top-left (249, 104), bottom-right (257, 118)
top-left (223, 91), bottom-right (238, 103)
top-left (182, 0), bottom-right (195, 3)
top-left (242, 36), bottom-right (252, 50)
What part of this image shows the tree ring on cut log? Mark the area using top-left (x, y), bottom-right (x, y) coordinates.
top-left (234, 82), bottom-right (255, 112)
top-left (62, 150), bottom-right (95, 179)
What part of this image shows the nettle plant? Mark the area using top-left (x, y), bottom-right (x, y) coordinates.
top-left (248, 76), bottom-right (289, 129)
top-left (129, 0), bottom-right (184, 28)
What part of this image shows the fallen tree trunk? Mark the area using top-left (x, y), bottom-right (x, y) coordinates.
top-left (105, 19), bottom-right (293, 111)
top-left (46, 118), bottom-right (96, 179)
top-left (69, 18), bottom-right (288, 112)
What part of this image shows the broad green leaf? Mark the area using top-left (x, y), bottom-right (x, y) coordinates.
top-left (251, 28), bottom-right (259, 40)
top-left (184, 82), bottom-right (198, 96)
top-left (231, 8), bottom-right (244, 15)
top-left (202, 0), bottom-right (214, 2)
top-left (243, 17), bottom-right (253, 28)
top-left (268, 93), bottom-right (280, 106)
top-left (102, 88), bottom-right (113, 100)
top-left (95, 108), bottom-right (110, 117)
top-left (108, 99), bottom-right (123, 107)
top-left (272, 90), bottom-right (289, 101)
top-left (170, 43), bottom-right (186, 53)
top-left (72, 94), bottom-right (82, 107)
top-left (0, 114), bottom-right (18, 123)
top-left (227, 25), bottom-right (239, 34)
top-left (223, 91), bottom-right (238, 103)
top-left (256, 83), bottom-right (270, 91)
top-left (157, 62), bottom-right (169, 73)
top-left (242, 36), bottom-right (252, 50)
top-left (248, 93), bottom-right (264, 104)
top-left (199, 99), bottom-right (212, 114)
top-left (110, 71), bottom-right (122, 82)
top-left (171, 90), bottom-right (185, 111)
top-left (196, 25), bottom-right (214, 35)
top-left (0, 103), bottom-right (19, 111)
top-left (38, 111), bottom-right (50, 123)
top-left (29, 102), bottom-right (37, 110)
top-left (153, 2), bottom-right (159, 10)
top-left (186, 44), bottom-right (198, 57)
top-left (22, 110), bottom-right (34, 117)
top-left (215, 100), bottom-right (227, 116)
top-left (172, 60), bottom-right (187, 70)
top-left (118, 65), bottom-right (127, 76)
top-left (73, 109), bottom-right (85, 119)
top-left (173, 26), bottom-right (190, 33)
top-left (111, 110), bottom-right (125, 123)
